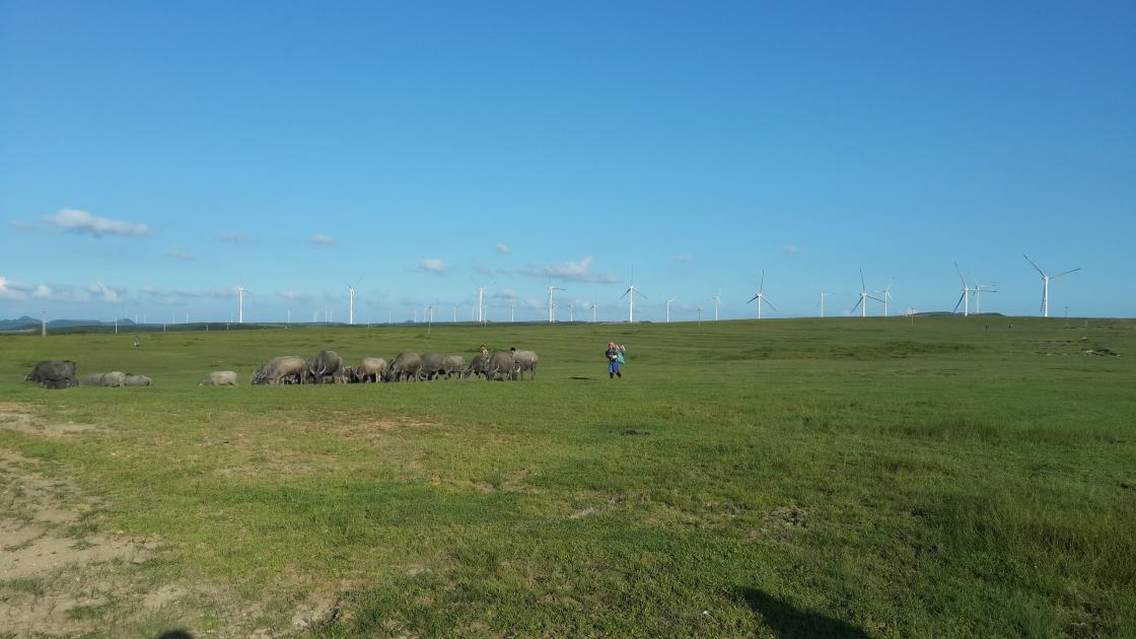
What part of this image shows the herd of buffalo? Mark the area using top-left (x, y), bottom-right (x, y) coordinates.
top-left (22, 349), bottom-right (539, 389)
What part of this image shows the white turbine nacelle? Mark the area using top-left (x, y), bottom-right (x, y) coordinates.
top-left (1024, 254), bottom-right (1080, 318)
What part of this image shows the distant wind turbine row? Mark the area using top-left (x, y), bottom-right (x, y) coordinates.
top-left (223, 255), bottom-right (1080, 324)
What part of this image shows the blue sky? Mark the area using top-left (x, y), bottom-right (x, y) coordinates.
top-left (2, 1), bottom-right (1134, 322)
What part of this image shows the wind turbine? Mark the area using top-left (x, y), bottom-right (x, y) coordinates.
top-left (590, 301), bottom-right (598, 322)
top-left (879, 281), bottom-right (894, 317)
top-left (973, 282), bottom-right (997, 314)
top-left (712, 294), bottom-right (721, 321)
top-left (850, 268), bottom-right (882, 318)
top-left (477, 287), bottom-right (485, 324)
top-left (621, 269), bottom-right (646, 322)
top-left (346, 285), bottom-right (357, 325)
top-left (953, 263), bottom-right (973, 317)
top-left (547, 285), bottom-right (564, 323)
top-left (818, 292), bottom-right (832, 318)
top-left (696, 305), bottom-right (703, 324)
top-left (569, 303), bottom-right (575, 322)
top-left (746, 270), bottom-right (776, 319)
top-left (1024, 255), bottom-right (1080, 318)
top-left (237, 287), bottom-right (248, 323)
top-left (665, 298), bottom-right (676, 323)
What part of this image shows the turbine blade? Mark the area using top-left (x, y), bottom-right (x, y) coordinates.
top-left (759, 270), bottom-right (766, 293)
top-left (638, 292), bottom-right (649, 300)
top-left (859, 267), bottom-right (866, 291)
top-left (764, 298), bottom-right (778, 311)
top-left (620, 288), bottom-right (630, 299)
top-left (953, 293), bottom-right (965, 313)
top-left (1053, 267), bottom-right (1081, 278)
top-left (955, 262), bottom-right (966, 286)
top-left (1023, 254), bottom-right (1046, 276)
top-left (850, 297), bottom-right (863, 313)
top-left (746, 294), bottom-right (759, 303)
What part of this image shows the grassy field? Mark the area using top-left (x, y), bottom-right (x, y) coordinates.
top-left (1, 317), bottom-right (1134, 638)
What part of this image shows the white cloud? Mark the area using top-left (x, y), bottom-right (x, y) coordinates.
top-left (783, 244), bottom-right (801, 256)
top-left (33, 285), bottom-right (52, 298)
top-left (140, 286), bottom-right (235, 301)
top-left (0, 276), bottom-right (22, 300)
top-left (85, 282), bottom-right (123, 303)
top-left (42, 209), bottom-right (149, 237)
top-left (418, 258), bottom-right (446, 274)
top-left (218, 232), bottom-right (246, 244)
top-left (524, 256), bottom-right (617, 283)
top-left (311, 233), bottom-right (335, 246)
top-left (166, 249), bottom-right (194, 261)
top-left (672, 254), bottom-right (692, 263)
top-left (277, 290), bottom-right (307, 301)
top-left (495, 243), bottom-right (511, 255)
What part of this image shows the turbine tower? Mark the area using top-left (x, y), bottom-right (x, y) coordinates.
top-left (477, 287), bottom-right (485, 324)
top-left (347, 285), bottom-right (357, 325)
top-left (712, 295), bottom-right (721, 321)
top-left (953, 263), bottom-right (974, 317)
top-left (547, 285), bottom-right (564, 323)
top-left (665, 298), bottom-right (677, 323)
top-left (621, 268), bottom-right (647, 322)
top-left (237, 287), bottom-right (248, 323)
top-left (850, 268), bottom-right (881, 318)
top-left (973, 282), bottom-right (997, 314)
top-left (1024, 255), bottom-right (1081, 318)
top-left (818, 292), bottom-right (832, 318)
top-left (590, 301), bottom-right (598, 322)
top-left (746, 270), bottom-right (776, 319)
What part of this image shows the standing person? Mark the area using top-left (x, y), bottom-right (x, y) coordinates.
top-left (605, 342), bottom-right (622, 379)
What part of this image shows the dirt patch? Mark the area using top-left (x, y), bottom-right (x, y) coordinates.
top-left (0, 403), bottom-right (108, 437)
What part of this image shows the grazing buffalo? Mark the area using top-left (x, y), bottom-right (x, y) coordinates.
top-left (442, 355), bottom-right (466, 380)
top-left (419, 352), bottom-right (446, 381)
top-left (124, 374), bottom-right (152, 386)
top-left (305, 350), bottom-right (345, 384)
top-left (200, 371), bottom-right (238, 386)
top-left (25, 360), bottom-right (77, 389)
top-left (352, 358), bottom-right (388, 383)
top-left (512, 350), bottom-right (538, 380)
top-left (385, 352), bottom-right (422, 382)
top-left (251, 356), bottom-right (306, 385)
top-left (463, 352), bottom-right (490, 380)
top-left (485, 351), bottom-right (517, 381)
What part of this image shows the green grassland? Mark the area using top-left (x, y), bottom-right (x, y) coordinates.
top-left (1, 317), bottom-right (1134, 638)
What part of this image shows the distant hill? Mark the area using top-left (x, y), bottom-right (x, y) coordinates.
top-left (0, 316), bottom-right (136, 331)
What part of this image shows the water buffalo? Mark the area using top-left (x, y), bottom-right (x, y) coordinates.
top-left (512, 350), bottom-right (538, 380)
top-left (80, 371), bottom-right (127, 387)
top-left (463, 352), bottom-right (490, 380)
top-left (385, 352), bottom-right (422, 382)
top-left (442, 355), bottom-right (466, 380)
top-left (352, 358), bottom-right (388, 383)
top-left (485, 351), bottom-right (516, 381)
top-left (305, 350), bottom-right (345, 384)
top-left (251, 356), bottom-right (306, 385)
top-left (200, 371), bottom-right (238, 386)
top-left (25, 360), bottom-right (77, 389)
top-left (419, 352), bottom-right (446, 381)
top-left (123, 374), bottom-right (152, 386)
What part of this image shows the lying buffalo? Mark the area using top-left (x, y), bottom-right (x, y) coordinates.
top-left (385, 352), bottom-right (421, 382)
top-left (200, 371), bottom-right (238, 386)
top-left (512, 350), bottom-right (538, 380)
top-left (25, 360), bottom-right (77, 389)
top-left (305, 350), bottom-right (344, 384)
top-left (124, 374), bottom-right (152, 386)
top-left (419, 352), bottom-right (446, 381)
top-left (80, 371), bottom-right (127, 387)
top-left (442, 355), bottom-right (466, 380)
top-left (251, 356), bottom-right (306, 385)
top-left (352, 358), bottom-right (388, 383)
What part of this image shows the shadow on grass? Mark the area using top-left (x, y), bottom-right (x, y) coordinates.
top-left (154, 631), bottom-right (193, 639)
top-left (735, 587), bottom-right (868, 639)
